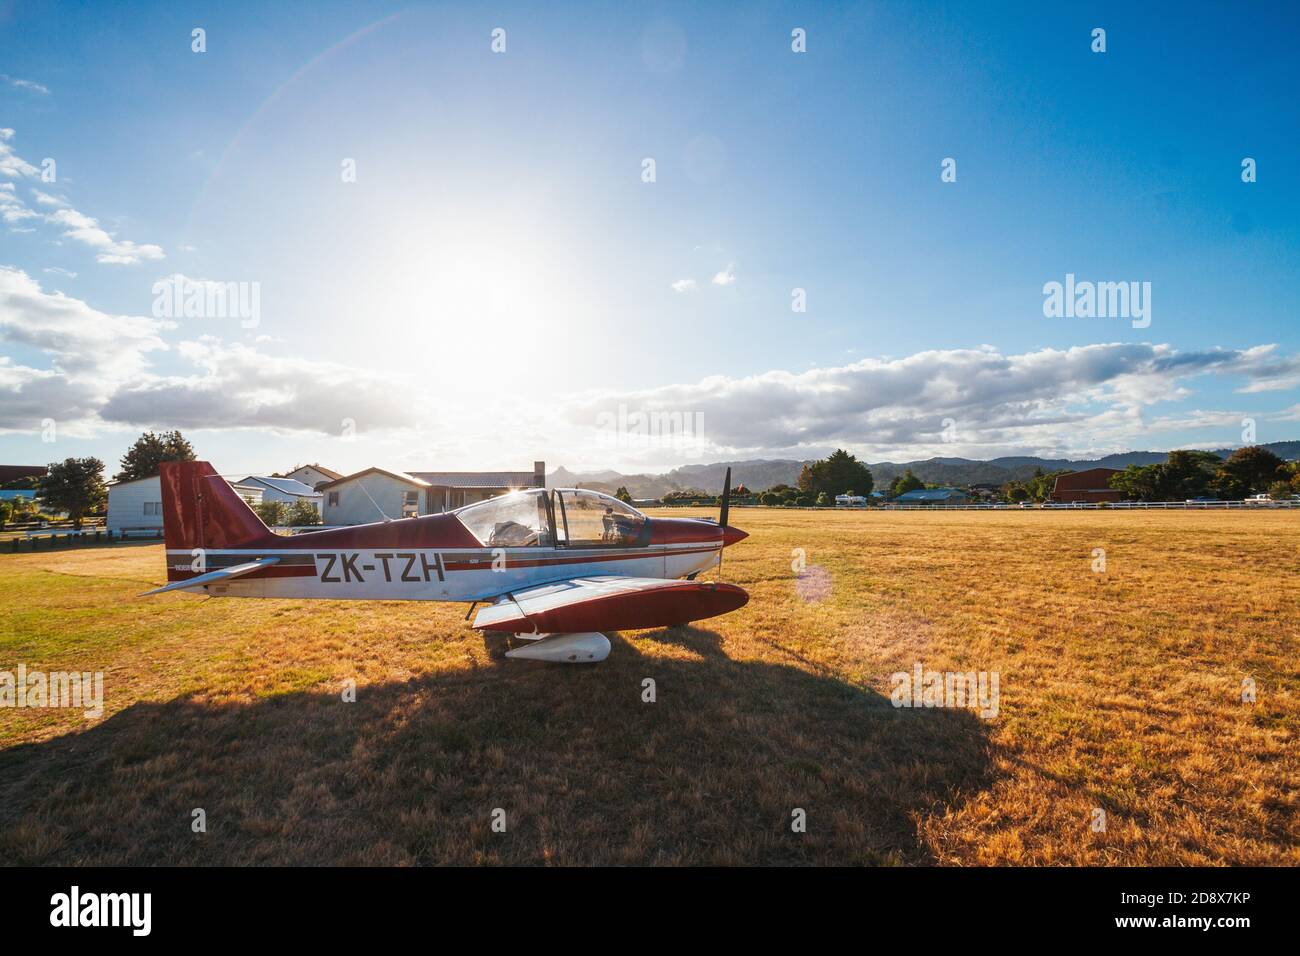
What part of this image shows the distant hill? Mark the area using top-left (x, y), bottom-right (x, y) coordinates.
top-left (550, 442), bottom-right (1300, 496)
top-left (548, 460), bottom-right (807, 498)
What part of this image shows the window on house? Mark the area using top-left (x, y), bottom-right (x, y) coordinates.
top-left (143, 501), bottom-right (161, 516)
top-left (328, 492), bottom-right (339, 506)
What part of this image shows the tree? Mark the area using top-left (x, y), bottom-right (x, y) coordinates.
top-left (816, 491), bottom-right (832, 507)
top-left (116, 430), bottom-right (196, 482)
top-left (1267, 480), bottom-right (1294, 501)
top-left (1002, 480), bottom-right (1030, 503)
top-left (1214, 446), bottom-right (1285, 499)
top-left (1109, 463), bottom-right (1163, 502)
top-left (1106, 451), bottom-right (1220, 502)
top-left (891, 469), bottom-right (924, 497)
top-left (798, 449), bottom-right (874, 499)
top-left (0, 474), bottom-right (40, 491)
top-left (1161, 450), bottom-right (1220, 500)
top-left (2, 493), bottom-right (35, 521)
top-left (758, 491), bottom-right (781, 506)
top-left (662, 488), bottom-right (708, 504)
top-left (614, 486), bottom-right (633, 504)
top-left (39, 458), bottom-right (106, 529)
top-left (255, 500), bottom-right (287, 526)
top-left (286, 499), bottom-right (323, 526)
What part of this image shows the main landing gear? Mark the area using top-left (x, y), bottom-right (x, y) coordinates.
top-left (504, 632), bottom-right (611, 663)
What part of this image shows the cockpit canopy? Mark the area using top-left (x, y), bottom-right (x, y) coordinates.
top-left (453, 488), bottom-right (648, 548)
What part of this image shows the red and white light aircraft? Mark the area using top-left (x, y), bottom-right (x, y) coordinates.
top-left (145, 460), bottom-right (749, 663)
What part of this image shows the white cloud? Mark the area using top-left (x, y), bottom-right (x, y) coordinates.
top-left (99, 339), bottom-right (418, 434)
top-left (0, 266), bottom-right (170, 381)
top-left (0, 267), bottom-right (413, 436)
top-left (0, 75), bottom-right (50, 95)
top-left (711, 263), bottom-right (736, 286)
top-left (0, 357), bottom-right (103, 431)
top-left (0, 130), bottom-right (39, 179)
top-left (32, 189), bottom-right (66, 208)
top-left (0, 267), bottom-right (172, 430)
top-left (0, 130), bottom-right (166, 263)
top-left (46, 208), bottom-right (166, 265)
top-left (0, 182), bottom-right (39, 225)
top-left (670, 278), bottom-right (697, 293)
top-left (565, 343), bottom-right (1300, 460)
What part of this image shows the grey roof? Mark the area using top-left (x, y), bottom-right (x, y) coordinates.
top-left (896, 488), bottom-right (968, 501)
top-left (408, 471), bottom-right (538, 489)
top-left (289, 463), bottom-right (343, 480)
top-left (240, 476), bottom-right (322, 497)
top-left (318, 467), bottom-right (430, 490)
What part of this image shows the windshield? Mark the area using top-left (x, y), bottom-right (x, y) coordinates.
top-left (556, 489), bottom-right (647, 546)
top-left (454, 489), bottom-right (551, 547)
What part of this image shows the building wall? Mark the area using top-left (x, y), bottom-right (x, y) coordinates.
top-left (231, 485), bottom-right (264, 509)
top-left (257, 485), bottom-right (323, 514)
top-left (426, 487), bottom-right (501, 513)
top-left (286, 465), bottom-right (337, 490)
top-left (107, 477), bottom-right (164, 533)
top-left (1055, 488), bottom-right (1124, 504)
top-left (1052, 468), bottom-right (1122, 503)
top-left (323, 474), bottom-right (426, 525)
top-left (108, 477), bottom-right (261, 533)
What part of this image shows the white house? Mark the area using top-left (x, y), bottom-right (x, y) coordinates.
top-left (107, 474), bottom-right (262, 535)
top-left (835, 494), bottom-right (868, 506)
top-left (238, 476), bottom-right (324, 515)
top-left (284, 463), bottom-right (343, 491)
top-left (319, 468), bottom-right (429, 526)
top-left (410, 463), bottom-right (545, 512)
top-left (320, 462), bottom-right (545, 525)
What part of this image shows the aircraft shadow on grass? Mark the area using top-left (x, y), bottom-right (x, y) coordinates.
top-left (0, 626), bottom-right (993, 865)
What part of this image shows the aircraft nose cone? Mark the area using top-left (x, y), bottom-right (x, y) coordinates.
top-left (721, 525), bottom-right (748, 546)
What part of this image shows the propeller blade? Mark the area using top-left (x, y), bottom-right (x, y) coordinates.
top-left (720, 467), bottom-right (731, 529)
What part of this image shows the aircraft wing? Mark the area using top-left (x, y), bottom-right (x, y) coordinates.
top-left (141, 557), bottom-right (281, 596)
top-left (472, 575), bottom-right (748, 634)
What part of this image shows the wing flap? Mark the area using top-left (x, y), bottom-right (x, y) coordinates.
top-left (141, 557), bottom-right (281, 596)
top-left (472, 575), bottom-right (747, 633)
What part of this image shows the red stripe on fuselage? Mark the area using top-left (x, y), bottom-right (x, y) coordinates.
top-left (164, 545), bottom-right (720, 582)
top-left (442, 545), bottom-right (718, 572)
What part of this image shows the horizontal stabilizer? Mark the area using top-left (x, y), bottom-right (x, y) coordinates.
top-left (141, 557), bottom-right (280, 596)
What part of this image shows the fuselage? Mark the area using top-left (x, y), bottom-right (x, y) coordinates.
top-left (164, 492), bottom-right (745, 603)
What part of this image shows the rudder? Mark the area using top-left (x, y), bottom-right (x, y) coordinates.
top-left (160, 460), bottom-right (272, 555)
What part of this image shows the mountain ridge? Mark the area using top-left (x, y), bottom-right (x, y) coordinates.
top-left (548, 442), bottom-right (1300, 496)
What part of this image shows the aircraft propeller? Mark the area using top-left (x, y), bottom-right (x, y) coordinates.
top-left (718, 466), bottom-right (731, 573)
top-left (720, 466), bottom-right (731, 529)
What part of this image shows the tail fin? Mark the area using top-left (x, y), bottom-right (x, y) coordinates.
top-left (160, 460), bottom-right (272, 553)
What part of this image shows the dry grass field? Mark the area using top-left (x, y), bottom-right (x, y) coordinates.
top-left (0, 508), bottom-right (1296, 866)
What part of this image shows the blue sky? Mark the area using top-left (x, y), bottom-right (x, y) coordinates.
top-left (1, 0), bottom-right (1298, 477)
